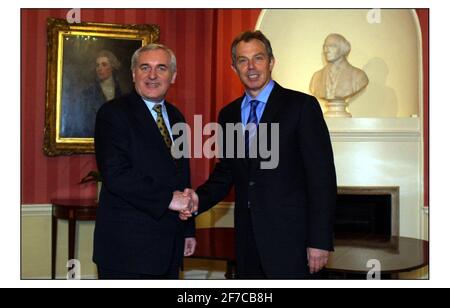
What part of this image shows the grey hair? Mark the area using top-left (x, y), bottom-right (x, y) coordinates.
top-left (130, 43), bottom-right (177, 73)
top-left (96, 50), bottom-right (121, 70)
top-left (325, 33), bottom-right (351, 57)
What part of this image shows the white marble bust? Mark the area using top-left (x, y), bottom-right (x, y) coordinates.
top-left (310, 33), bottom-right (369, 101)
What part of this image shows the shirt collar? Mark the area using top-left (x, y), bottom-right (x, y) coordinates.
top-left (142, 97), bottom-right (166, 111)
top-left (242, 79), bottom-right (275, 109)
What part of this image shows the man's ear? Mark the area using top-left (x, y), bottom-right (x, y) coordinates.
top-left (132, 70), bottom-right (136, 83)
top-left (231, 64), bottom-right (238, 75)
top-left (171, 71), bottom-right (177, 84)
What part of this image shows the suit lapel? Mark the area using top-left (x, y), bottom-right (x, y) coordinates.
top-left (165, 102), bottom-right (185, 151)
top-left (165, 102), bottom-right (183, 131)
top-left (129, 91), bottom-right (175, 163)
top-left (259, 82), bottom-right (284, 125)
top-left (230, 96), bottom-right (245, 125)
top-left (224, 95), bottom-right (247, 168)
top-left (250, 82), bottom-right (285, 173)
top-left (129, 91), bottom-right (157, 136)
top-left (228, 84), bottom-right (285, 170)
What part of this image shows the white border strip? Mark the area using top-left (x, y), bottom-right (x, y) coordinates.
top-left (21, 204), bottom-right (52, 217)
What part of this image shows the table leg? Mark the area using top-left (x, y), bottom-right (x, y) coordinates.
top-left (68, 218), bottom-right (76, 262)
top-left (51, 214), bottom-right (57, 279)
top-left (225, 260), bottom-right (237, 279)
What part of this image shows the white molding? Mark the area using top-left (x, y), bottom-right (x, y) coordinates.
top-left (325, 117), bottom-right (420, 131)
top-left (410, 9), bottom-right (424, 120)
top-left (326, 118), bottom-right (421, 142)
top-left (21, 204), bottom-right (52, 217)
top-left (21, 203), bottom-right (236, 215)
top-left (255, 9), bottom-right (267, 30)
top-left (215, 202), bottom-right (235, 209)
top-left (330, 131), bottom-right (420, 142)
top-left (413, 8), bottom-right (426, 216)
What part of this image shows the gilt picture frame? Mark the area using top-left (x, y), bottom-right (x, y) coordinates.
top-left (43, 18), bottom-right (159, 156)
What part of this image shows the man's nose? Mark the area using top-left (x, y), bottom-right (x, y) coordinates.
top-left (248, 59), bottom-right (256, 69)
top-left (148, 69), bottom-right (157, 79)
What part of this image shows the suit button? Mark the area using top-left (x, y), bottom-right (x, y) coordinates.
top-left (248, 201), bottom-right (251, 208)
top-left (249, 181), bottom-right (255, 186)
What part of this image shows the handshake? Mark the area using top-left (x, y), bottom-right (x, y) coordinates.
top-left (168, 188), bottom-right (199, 221)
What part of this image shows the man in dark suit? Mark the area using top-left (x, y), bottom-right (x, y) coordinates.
top-left (182, 31), bottom-right (336, 279)
top-left (93, 43), bottom-right (196, 279)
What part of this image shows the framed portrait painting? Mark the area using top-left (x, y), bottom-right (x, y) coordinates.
top-left (43, 18), bottom-right (159, 156)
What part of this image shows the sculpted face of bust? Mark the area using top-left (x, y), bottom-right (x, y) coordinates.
top-left (323, 34), bottom-right (349, 63)
top-left (323, 36), bottom-right (343, 63)
top-left (310, 33), bottom-right (369, 103)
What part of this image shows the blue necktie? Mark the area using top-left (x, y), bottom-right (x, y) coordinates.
top-left (245, 100), bottom-right (260, 157)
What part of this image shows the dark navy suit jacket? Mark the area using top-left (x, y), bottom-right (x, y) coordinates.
top-left (93, 90), bottom-right (194, 275)
top-left (196, 82), bottom-right (336, 278)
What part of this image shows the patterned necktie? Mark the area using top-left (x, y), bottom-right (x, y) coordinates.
top-left (245, 100), bottom-right (260, 157)
top-left (152, 104), bottom-right (173, 151)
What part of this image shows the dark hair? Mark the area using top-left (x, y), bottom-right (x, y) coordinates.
top-left (231, 30), bottom-right (274, 67)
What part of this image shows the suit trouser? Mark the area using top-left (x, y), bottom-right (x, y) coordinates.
top-left (97, 264), bottom-right (179, 279)
top-left (97, 235), bottom-right (183, 280)
top-left (236, 206), bottom-right (325, 279)
top-left (237, 207), bottom-right (266, 279)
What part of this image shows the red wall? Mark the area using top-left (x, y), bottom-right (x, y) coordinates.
top-left (21, 9), bottom-right (428, 206)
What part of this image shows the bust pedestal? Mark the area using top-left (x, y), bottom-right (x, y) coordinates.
top-left (325, 99), bottom-right (352, 118)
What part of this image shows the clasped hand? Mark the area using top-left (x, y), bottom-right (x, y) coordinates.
top-left (168, 188), bottom-right (199, 220)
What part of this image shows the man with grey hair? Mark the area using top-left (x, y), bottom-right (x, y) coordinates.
top-left (310, 33), bottom-right (369, 100)
top-left (93, 43), bottom-right (197, 279)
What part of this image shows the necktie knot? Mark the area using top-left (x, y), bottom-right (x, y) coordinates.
top-left (249, 99), bottom-right (259, 109)
top-left (153, 104), bottom-right (163, 114)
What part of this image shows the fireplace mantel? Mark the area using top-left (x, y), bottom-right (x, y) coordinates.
top-left (325, 117), bottom-right (420, 130)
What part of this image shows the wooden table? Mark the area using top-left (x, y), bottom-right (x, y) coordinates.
top-left (51, 198), bottom-right (98, 279)
top-left (325, 236), bottom-right (429, 278)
